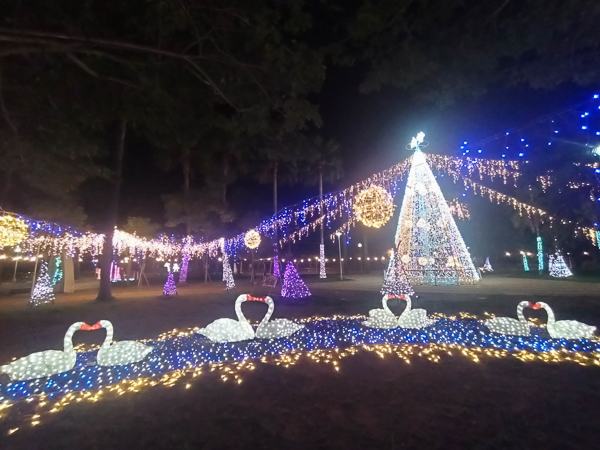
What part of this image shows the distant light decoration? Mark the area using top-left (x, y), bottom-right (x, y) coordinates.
top-left (110, 260), bottom-right (121, 282)
top-left (537, 237), bottom-right (544, 271)
top-left (281, 262), bottom-right (311, 298)
top-left (29, 261), bottom-right (55, 307)
top-left (381, 251), bottom-right (414, 297)
top-left (549, 254), bottom-right (573, 278)
top-left (1, 309), bottom-right (599, 431)
top-left (352, 185), bottom-right (394, 228)
top-left (396, 137), bottom-right (480, 285)
top-left (447, 198), bottom-right (470, 220)
top-left (319, 244), bottom-right (326, 279)
top-left (427, 154), bottom-right (521, 185)
top-left (521, 252), bottom-right (530, 271)
top-left (220, 239), bottom-right (235, 291)
top-left (483, 257), bottom-right (493, 272)
top-left (243, 230), bottom-right (261, 249)
top-left (179, 253), bottom-right (189, 282)
top-left (163, 272), bottom-right (178, 296)
top-left (0, 215), bottom-right (28, 247)
top-left (195, 294), bottom-right (304, 343)
top-left (51, 256), bottom-right (63, 286)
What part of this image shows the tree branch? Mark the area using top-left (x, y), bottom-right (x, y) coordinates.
top-left (0, 28), bottom-right (238, 109)
top-left (66, 53), bottom-right (140, 88)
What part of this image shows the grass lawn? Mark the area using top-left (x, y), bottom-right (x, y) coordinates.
top-left (0, 275), bottom-right (599, 449)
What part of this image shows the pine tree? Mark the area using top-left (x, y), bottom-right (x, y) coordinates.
top-left (381, 251), bottom-right (415, 296)
top-left (30, 261), bottom-right (55, 306)
top-left (282, 262), bottom-right (311, 298)
top-left (395, 133), bottom-right (479, 285)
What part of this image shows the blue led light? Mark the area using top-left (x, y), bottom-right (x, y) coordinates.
top-left (582, 126), bottom-right (588, 130)
top-left (518, 153), bottom-right (524, 157)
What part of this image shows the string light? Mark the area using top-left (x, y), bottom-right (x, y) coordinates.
top-left (2, 311), bottom-right (598, 433)
top-left (396, 134), bottom-right (480, 285)
top-left (319, 244), bottom-right (326, 279)
top-left (352, 185), bottom-right (394, 228)
top-left (163, 272), bottom-right (178, 296)
top-left (0, 214), bottom-right (28, 247)
top-left (243, 230), bottom-right (261, 250)
top-left (29, 261), bottom-right (55, 306)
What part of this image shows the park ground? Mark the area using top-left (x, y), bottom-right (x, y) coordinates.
top-left (0, 274), bottom-right (599, 449)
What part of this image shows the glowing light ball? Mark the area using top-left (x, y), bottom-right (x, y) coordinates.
top-left (0, 215), bottom-right (28, 247)
top-left (353, 185), bottom-right (394, 228)
top-left (244, 230), bottom-right (261, 249)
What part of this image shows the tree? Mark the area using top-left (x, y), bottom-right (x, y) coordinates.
top-left (2, 0), bottom-right (326, 300)
top-left (327, 1), bottom-right (600, 105)
top-left (123, 216), bottom-right (160, 239)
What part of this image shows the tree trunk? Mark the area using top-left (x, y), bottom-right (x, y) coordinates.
top-left (319, 168), bottom-right (324, 247)
top-left (182, 147), bottom-right (191, 236)
top-left (96, 118), bottom-right (127, 302)
top-left (273, 162), bottom-right (279, 275)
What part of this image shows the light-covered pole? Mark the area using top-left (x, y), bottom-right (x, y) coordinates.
top-left (336, 232), bottom-right (343, 280)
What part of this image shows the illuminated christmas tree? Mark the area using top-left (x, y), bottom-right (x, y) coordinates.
top-left (549, 254), bottom-right (573, 278)
top-left (220, 239), bottom-right (235, 290)
top-left (281, 262), bottom-right (311, 298)
top-left (163, 271), bottom-right (178, 296)
top-left (179, 253), bottom-right (189, 282)
top-left (30, 261), bottom-right (55, 306)
top-left (483, 257), bottom-right (493, 272)
top-left (395, 133), bottom-right (480, 285)
top-left (381, 251), bottom-right (414, 296)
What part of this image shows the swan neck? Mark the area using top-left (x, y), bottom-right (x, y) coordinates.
top-left (235, 295), bottom-right (249, 324)
top-left (542, 304), bottom-right (555, 325)
top-left (63, 323), bottom-right (80, 353)
top-left (382, 296), bottom-right (393, 315)
top-left (102, 322), bottom-right (114, 348)
top-left (258, 299), bottom-right (274, 329)
top-left (517, 302), bottom-right (527, 323)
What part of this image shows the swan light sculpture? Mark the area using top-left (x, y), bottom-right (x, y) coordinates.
top-left (534, 302), bottom-right (596, 340)
top-left (397, 295), bottom-right (435, 329)
top-left (484, 301), bottom-right (531, 336)
top-left (253, 295), bottom-right (304, 339)
top-left (195, 294), bottom-right (303, 343)
top-left (0, 322), bottom-right (92, 381)
top-left (362, 294), bottom-right (398, 329)
top-left (95, 320), bottom-right (154, 366)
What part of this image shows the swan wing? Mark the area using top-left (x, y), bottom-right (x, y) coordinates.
top-left (256, 319), bottom-right (304, 339)
top-left (196, 318), bottom-right (254, 343)
top-left (550, 320), bottom-right (596, 339)
top-left (362, 310), bottom-right (398, 329)
top-left (1, 350), bottom-right (76, 381)
top-left (98, 341), bottom-right (153, 366)
top-left (398, 309), bottom-right (434, 329)
top-left (484, 317), bottom-right (530, 336)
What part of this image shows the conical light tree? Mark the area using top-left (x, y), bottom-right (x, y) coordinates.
top-left (549, 254), bottom-right (573, 278)
top-left (381, 251), bottom-right (415, 296)
top-left (395, 133), bottom-right (480, 285)
top-left (163, 271), bottom-right (178, 296)
top-left (281, 262), bottom-right (311, 298)
top-left (483, 257), bottom-right (493, 272)
top-left (30, 260), bottom-right (55, 306)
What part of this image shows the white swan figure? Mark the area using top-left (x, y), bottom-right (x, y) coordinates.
top-left (484, 301), bottom-right (531, 336)
top-left (195, 294), bottom-right (255, 343)
top-left (397, 295), bottom-right (435, 329)
top-left (534, 302), bottom-right (596, 340)
top-left (0, 322), bottom-right (90, 381)
top-left (362, 295), bottom-right (398, 329)
top-left (253, 295), bottom-right (304, 339)
top-left (96, 320), bottom-right (153, 366)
